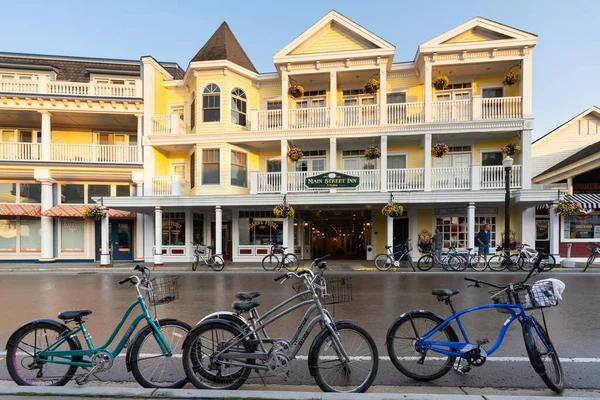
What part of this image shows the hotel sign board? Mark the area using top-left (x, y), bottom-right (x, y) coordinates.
top-left (305, 172), bottom-right (360, 188)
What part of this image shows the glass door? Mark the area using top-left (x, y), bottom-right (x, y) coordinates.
top-left (113, 222), bottom-right (133, 261)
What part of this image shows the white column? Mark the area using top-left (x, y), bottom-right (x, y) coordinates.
top-left (520, 129), bottom-right (532, 189)
top-left (408, 208), bottom-right (418, 259)
top-left (134, 180), bottom-right (144, 261)
top-left (136, 115), bottom-right (143, 163)
top-left (423, 133), bottom-right (432, 191)
top-left (215, 206), bottom-right (223, 256)
top-left (380, 136), bottom-right (388, 192)
top-left (567, 178), bottom-right (574, 195)
top-left (423, 62), bottom-right (432, 123)
top-left (40, 180), bottom-right (54, 261)
top-left (521, 54), bottom-right (533, 118)
top-left (154, 206), bottom-right (163, 266)
top-left (471, 164), bottom-right (481, 191)
top-left (329, 71), bottom-right (337, 127)
top-left (387, 216), bottom-right (394, 250)
top-left (280, 139), bottom-right (288, 194)
top-left (329, 137), bottom-right (337, 171)
top-left (281, 70), bottom-right (289, 129)
top-left (549, 201), bottom-right (560, 261)
top-left (40, 111), bottom-right (51, 161)
top-left (100, 206), bottom-right (110, 266)
top-left (379, 65), bottom-right (387, 125)
top-left (467, 202), bottom-right (476, 250)
top-left (282, 217), bottom-right (290, 250)
top-left (521, 207), bottom-right (536, 247)
top-left (472, 96), bottom-right (482, 120)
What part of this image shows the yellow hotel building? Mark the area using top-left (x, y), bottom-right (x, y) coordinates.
top-left (1, 11), bottom-right (555, 264)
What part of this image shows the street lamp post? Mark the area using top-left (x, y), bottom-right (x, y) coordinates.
top-left (503, 156), bottom-right (514, 251)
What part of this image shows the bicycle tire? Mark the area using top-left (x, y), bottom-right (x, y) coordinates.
top-left (584, 253), bottom-right (596, 272)
top-left (487, 254), bottom-right (508, 271)
top-left (507, 254), bottom-right (521, 271)
top-left (470, 254), bottom-right (487, 271)
top-left (183, 320), bottom-right (253, 390)
top-left (261, 254), bottom-right (280, 271)
top-left (522, 319), bottom-right (564, 393)
top-left (417, 254), bottom-right (434, 271)
top-left (518, 255), bottom-right (533, 271)
top-left (542, 255), bottom-right (556, 272)
top-left (191, 256), bottom-right (198, 271)
top-left (6, 321), bottom-right (80, 386)
top-left (208, 255), bottom-right (225, 271)
top-left (447, 254), bottom-right (462, 271)
top-left (386, 312), bottom-right (459, 381)
top-left (130, 319), bottom-right (191, 388)
top-left (374, 254), bottom-right (393, 271)
top-left (310, 323), bottom-right (378, 393)
top-left (283, 253), bottom-right (299, 271)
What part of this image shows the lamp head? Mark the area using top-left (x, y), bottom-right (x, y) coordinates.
top-left (502, 156), bottom-right (514, 168)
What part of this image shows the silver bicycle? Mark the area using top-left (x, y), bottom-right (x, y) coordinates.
top-left (182, 257), bottom-right (378, 393)
top-left (191, 242), bottom-right (224, 271)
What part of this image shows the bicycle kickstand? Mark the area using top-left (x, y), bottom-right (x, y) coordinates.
top-left (454, 358), bottom-right (471, 375)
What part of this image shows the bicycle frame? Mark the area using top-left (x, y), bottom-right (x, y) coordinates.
top-left (37, 296), bottom-right (171, 368)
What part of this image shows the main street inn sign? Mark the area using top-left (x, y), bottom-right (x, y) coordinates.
top-left (305, 172), bottom-right (360, 188)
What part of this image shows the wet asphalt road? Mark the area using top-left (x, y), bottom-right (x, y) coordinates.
top-left (0, 270), bottom-right (598, 391)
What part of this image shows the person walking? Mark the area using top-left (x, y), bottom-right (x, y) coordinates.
top-left (433, 229), bottom-right (442, 266)
top-left (476, 224), bottom-right (491, 261)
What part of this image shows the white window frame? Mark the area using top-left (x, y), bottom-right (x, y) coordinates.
top-left (201, 148), bottom-right (221, 186)
top-left (479, 147), bottom-right (504, 166)
top-left (435, 81), bottom-right (474, 100)
top-left (386, 90), bottom-right (408, 103)
top-left (202, 83), bottom-right (221, 124)
top-left (230, 149), bottom-right (249, 188)
top-left (265, 156), bottom-right (282, 173)
top-left (434, 214), bottom-right (499, 249)
top-left (265, 98), bottom-right (282, 110)
top-left (561, 213), bottom-right (600, 242)
top-left (479, 83), bottom-right (505, 98)
top-left (387, 151), bottom-right (408, 169)
top-left (230, 88), bottom-right (248, 127)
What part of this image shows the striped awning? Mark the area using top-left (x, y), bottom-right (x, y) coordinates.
top-left (41, 205), bottom-right (136, 219)
top-left (0, 204), bottom-right (41, 217)
top-left (536, 194), bottom-right (600, 211)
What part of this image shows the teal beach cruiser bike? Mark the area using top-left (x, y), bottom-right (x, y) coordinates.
top-left (386, 251), bottom-right (564, 393)
top-left (5, 266), bottom-right (191, 388)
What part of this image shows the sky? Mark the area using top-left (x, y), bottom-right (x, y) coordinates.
top-left (1, 0), bottom-right (598, 140)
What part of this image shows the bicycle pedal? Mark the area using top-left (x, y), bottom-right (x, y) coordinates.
top-left (476, 338), bottom-right (489, 345)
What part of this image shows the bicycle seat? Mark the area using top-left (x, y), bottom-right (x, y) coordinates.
top-left (385, 246), bottom-right (392, 249)
top-left (236, 292), bottom-right (261, 301)
top-left (58, 310), bottom-right (92, 321)
top-left (232, 301), bottom-right (260, 312)
top-left (431, 289), bottom-right (460, 298)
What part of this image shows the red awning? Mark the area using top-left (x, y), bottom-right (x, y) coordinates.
top-left (0, 204), bottom-right (41, 217)
top-left (41, 205), bottom-right (136, 219)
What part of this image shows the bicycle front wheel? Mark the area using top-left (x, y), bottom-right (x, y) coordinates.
top-left (191, 256), bottom-right (199, 271)
top-left (374, 254), bottom-right (393, 271)
top-left (310, 323), bottom-right (378, 393)
top-left (541, 255), bottom-right (556, 272)
top-left (523, 319), bottom-right (564, 393)
top-left (262, 254), bottom-right (279, 271)
top-left (447, 254), bottom-right (462, 271)
top-left (209, 255), bottom-right (225, 271)
top-left (283, 253), bottom-right (299, 271)
top-left (507, 254), bottom-right (521, 271)
top-left (417, 254), bottom-right (434, 271)
top-left (130, 319), bottom-right (191, 388)
top-left (487, 255), bottom-right (507, 271)
top-left (470, 255), bottom-right (487, 271)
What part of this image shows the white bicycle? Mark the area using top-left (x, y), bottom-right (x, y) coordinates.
top-left (515, 243), bottom-right (555, 272)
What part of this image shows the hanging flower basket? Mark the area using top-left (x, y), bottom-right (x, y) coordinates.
top-left (83, 205), bottom-right (106, 220)
top-left (288, 85), bottom-right (305, 99)
top-left (554, 199), bottom-right (581, 217)
top-left (364, 146), bottom-right (381, 160)
top-left (432, 75), bottom-right (450, 90)
top-left (362, 78), bottom-right (380, 94)
top-left (500, 229), bottom-right (518, 250)
top-left (273, 203), bottom-right (295, 218)
top-left (382, 202), bottom-right (404, 218)
top-left (502, 143), bottom-right (521, 156)
top-left (418, 229), bottom-right (432, 253)
top-left (431, 143), bottom-right (449, 158)
top-left (502, 70), bottom-right (520, 86)
top-left (287, 147), bottom-right (304, 162)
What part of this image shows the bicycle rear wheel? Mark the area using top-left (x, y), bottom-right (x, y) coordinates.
top-left (447, 254), bottom-right (462, 271)
top-left (541, 255), bottom-right (556, 272)
top-left (522, 319), bottom-right (564, 393)
top-left (487, 255), bottom-right (507, 271)
top-left (470, 255), bottom-right (487, 271)
top-left (209, 255), bottom-right (225, 271)
top-left (261, 254), bottom-right (279, 271)
top-left (374, 254), bottom-right (393, 271)
top-left (417, 254), bottom-right (433, 271)
top-left (507, 254), bottom-right (521, 271)
top-left (283, 253), bottom-right (299, 271)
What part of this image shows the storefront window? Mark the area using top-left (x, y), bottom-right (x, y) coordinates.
top-left (536, 220), bottom-right (549, 240)
top-left (436, 216), bottom-right (496, 248)
top-left (62, 184), bottom-right (85, 204)
top-left (20, 183), bottom-right (41, 203)
top-left (88, 184), bottom-right (111, 203)
top-left (61, 219), bottom-right (84, 252)
top-left (0, 183), bottom-right (17, 203)
top-left (193, 213), bottom-right (204, 244)
top-left (0, 217), bottom-right (17, 251)
top-left (563, 214), bottom-right (600, 239)
top-left (20, 218), bottom-right (41, 252)
top-left (162, 212), bottom-right (185, 246)
top-left (238, 213), bottom-right (283, 246)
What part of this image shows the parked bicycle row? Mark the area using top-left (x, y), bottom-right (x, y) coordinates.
top-left (6, 252), bottom-right (565, 394)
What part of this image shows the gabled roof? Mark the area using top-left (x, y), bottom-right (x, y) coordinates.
top-left (534, 141), bottom-right (600, 180)
top-left (191, 22), bottom-right (257, 73)
top-left (418, 16), bottom-right (537, 53)
top-left (273, 10), bottom-right (395, 64)
top-left (533, 106), bottom-right (600, 145)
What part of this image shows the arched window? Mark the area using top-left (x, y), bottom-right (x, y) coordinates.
top-left (231, 88), bottom-right (247, 127)
top-left (203, 84), bottom-right (220, 122)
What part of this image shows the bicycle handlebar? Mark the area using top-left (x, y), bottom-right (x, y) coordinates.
top-left (119, 277), bottom-right (132, 285)
top-left (274, 269), bottom-right (316, 283)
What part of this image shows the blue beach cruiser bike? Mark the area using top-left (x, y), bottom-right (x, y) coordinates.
top-left (5, 266), bottom-right (191, 388)
top-left (385, 251), bottom-right (564, 393)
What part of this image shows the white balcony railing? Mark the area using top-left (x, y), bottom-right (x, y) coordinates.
top-left (50, 144), bottom-right (138, 163)
top-left (151, 114), bottom-right (186, 135)
top-left (481, 97), bottom-right (522, 120)
top-left (0, 79), bottom-right (39, 93)
top-left (387, 103), bottom-right (424, 125)
top-left (387, 168), bottom-right (424, 191)
top-left (256, 172), bottom-right (282, 193)
top-left (287, 171), bottom-right (319, 192)
top-left (431, 100), bottom-right (472, 122)
top-left (47, 82), bottom-right (90, 96)
top-left (152, 176), bottom-right (188, 196)
top-left (0, 142), bottom-right (41, 160)
top-left (338, 105), bottom-right (380, 127)
top-left (257, 110), bottom-right (283, 131)
top-left (480, 165), bottom-right (522, 189)
top-left (340, 169), bottom-right (381, 191)
top-left (0, 78), bottom-right (139, 98)
top-left (289, 108), bottom-right (329, 129)
top-left (431, 167), bottom-right (471, 190)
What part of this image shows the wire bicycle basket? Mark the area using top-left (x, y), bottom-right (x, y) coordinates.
top-left (146, 276), bottom-right (179, 306)
top-left (490, 281), bottom-right (558, 314)
top-left (293, 276), bottom-right (353, 305)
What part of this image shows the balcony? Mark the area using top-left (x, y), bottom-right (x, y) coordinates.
top-left (50, 144), bottom-right (139, 163)
top-left (0, 142), bottom-right (41, 161)
top-left (251, 165), bottom-right (521, 194)
top-left (151, 175), bottom-right (189, 196)
top-left (151, 114), bottom-right (187, 135)
top-left (0, 77), bottom-right (140, 98)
